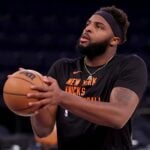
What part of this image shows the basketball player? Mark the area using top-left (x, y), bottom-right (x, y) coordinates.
top-left (27, 6), bottom-right (148, 150)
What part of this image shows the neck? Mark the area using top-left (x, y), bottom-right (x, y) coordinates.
top-left (85, 50), bottom-right (116, 67)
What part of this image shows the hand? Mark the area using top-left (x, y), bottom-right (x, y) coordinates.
top-left (27, 76), bottom-right (63, 111)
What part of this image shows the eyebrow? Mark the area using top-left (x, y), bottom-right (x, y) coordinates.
top-left (86, 20), bottom-right (106, 27)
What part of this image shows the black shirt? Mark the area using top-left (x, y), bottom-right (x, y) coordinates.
top-left (48, 54), bottom-right (147, 150)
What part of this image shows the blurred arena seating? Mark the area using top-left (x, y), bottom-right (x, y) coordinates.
top-left (0, 134), bottom-right (34, 150)
top-left (0, 0), bottom-right (149, 149)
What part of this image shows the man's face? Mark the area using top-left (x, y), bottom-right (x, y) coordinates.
top-left (77, 14), bottom-right (114, 58)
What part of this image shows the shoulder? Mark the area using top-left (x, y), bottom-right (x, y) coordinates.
top-left (114, 54), bottom-right (148, 99)
top-left (116, 54), bottom-right (148, 84)
top-left (116, 54), bottom-right (147, 68)
top-left (125, 54), bottom-right (145, 64)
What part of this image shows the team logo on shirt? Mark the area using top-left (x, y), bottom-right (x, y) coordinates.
top-left (64, 77), bottom-right (101, 117)
top-left (65, 77), bottom-right (100, 101)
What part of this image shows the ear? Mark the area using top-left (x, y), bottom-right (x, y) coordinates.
top-left (110, 37), bottom-right (121, 46)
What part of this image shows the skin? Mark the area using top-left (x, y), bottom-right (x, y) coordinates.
top-left (28, 14), bottom-right (139, 137)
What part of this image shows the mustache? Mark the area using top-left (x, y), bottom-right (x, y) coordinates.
top-left (80, 32), bottom-right (90, 40)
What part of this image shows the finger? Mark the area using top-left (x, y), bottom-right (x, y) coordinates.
top-left (28, 98), bottom-right (50, 108)
top-left (43, 76), bottom-right (56, 85)
top-left (19, 67), bottom-right (26, 71)
top-left (47, 76), bottom-right (56, 82)
top-left (33, 110), bottom-right (39, 116)
top-left (7, 75), bottom-right (13, 78)
top-left (31, 105), bottom-right (49, 116)
top-left (30, 110), bottom-right (39, 116)
top-left (27, 91), bottom-right (52, 99)
top-left (30, 85), bottom-right (50, 92)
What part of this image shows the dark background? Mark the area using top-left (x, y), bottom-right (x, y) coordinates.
top-left (0, 0), bottom-right (149, 143)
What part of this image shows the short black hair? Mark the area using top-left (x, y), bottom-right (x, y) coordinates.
top-left (100, 5), bottom-right (130, 43)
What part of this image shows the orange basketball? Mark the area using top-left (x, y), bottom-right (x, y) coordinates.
top-left (3, 69), bottom-right (46, 117)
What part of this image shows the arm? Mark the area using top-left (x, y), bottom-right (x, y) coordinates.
top-left (29, 76), bottom-right (139, 129)
top-left (28, 77), bottom-right (58, 138)
top-left (59, 86), bottom-right (139, 129)
top-left (28, 56), bottom-right (147, 130)
top-left (30, 105), bottom-right (57, 137)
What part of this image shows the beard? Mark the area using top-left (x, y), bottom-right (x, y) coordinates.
top-left (76, 39), bottom-right (110, 59)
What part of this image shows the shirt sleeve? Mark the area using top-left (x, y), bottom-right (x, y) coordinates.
top-left (47, 58), bottom-right (65, 79)
top-left (114, 55), bottom-right (148, 99)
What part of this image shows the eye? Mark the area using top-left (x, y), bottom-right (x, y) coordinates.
top-left (85, 21), bottom-right (90, 27)
top-left (95, 23), bottom-right (105, 30)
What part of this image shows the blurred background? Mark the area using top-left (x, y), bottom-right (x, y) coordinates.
top-left (0, 0), bottom-right (149, 149)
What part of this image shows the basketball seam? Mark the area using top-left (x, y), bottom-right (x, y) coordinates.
top-left (4, 92), bottom-right (37, 112)
top-left (13, 74), bottom-right (44, 86)
top-left (12, 105), bottom-right (36, 111)
top-left (3, 92), bottom-right (26, 96)
top-left (10, 76), bottom-right (34, 85)
top-left (36, 74), bottom-right (45, 86)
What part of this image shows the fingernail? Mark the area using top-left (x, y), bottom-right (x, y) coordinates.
top-left (43, 76), bottom-right (47, 81)
top-left (28, 102), bottom-right (32, 106)
top-left (31, 85), bottom-right (35, 89)
top-left (34, 111), bottom-right (39, 115)
top-left (27, 93), bottom-right (31, 97)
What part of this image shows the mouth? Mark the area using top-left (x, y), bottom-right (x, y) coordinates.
top-left (80, 33), bottom-right (90, 43)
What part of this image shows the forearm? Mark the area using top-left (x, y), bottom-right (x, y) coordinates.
top-left (31, 105), bottom-right (56, 137)
top-left (60, 92), bottom-right (127, 129)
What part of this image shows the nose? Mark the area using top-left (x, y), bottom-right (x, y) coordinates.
top-left (84, 24), bottom-right (93, 32)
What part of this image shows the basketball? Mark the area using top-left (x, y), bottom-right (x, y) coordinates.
top-left (3, 69), bottom-right (46, 117)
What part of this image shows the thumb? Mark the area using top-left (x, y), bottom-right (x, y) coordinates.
top-left (19, 67), bottom-right (26, 71)
top-left (43, 76), bottom-right (56, 85)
